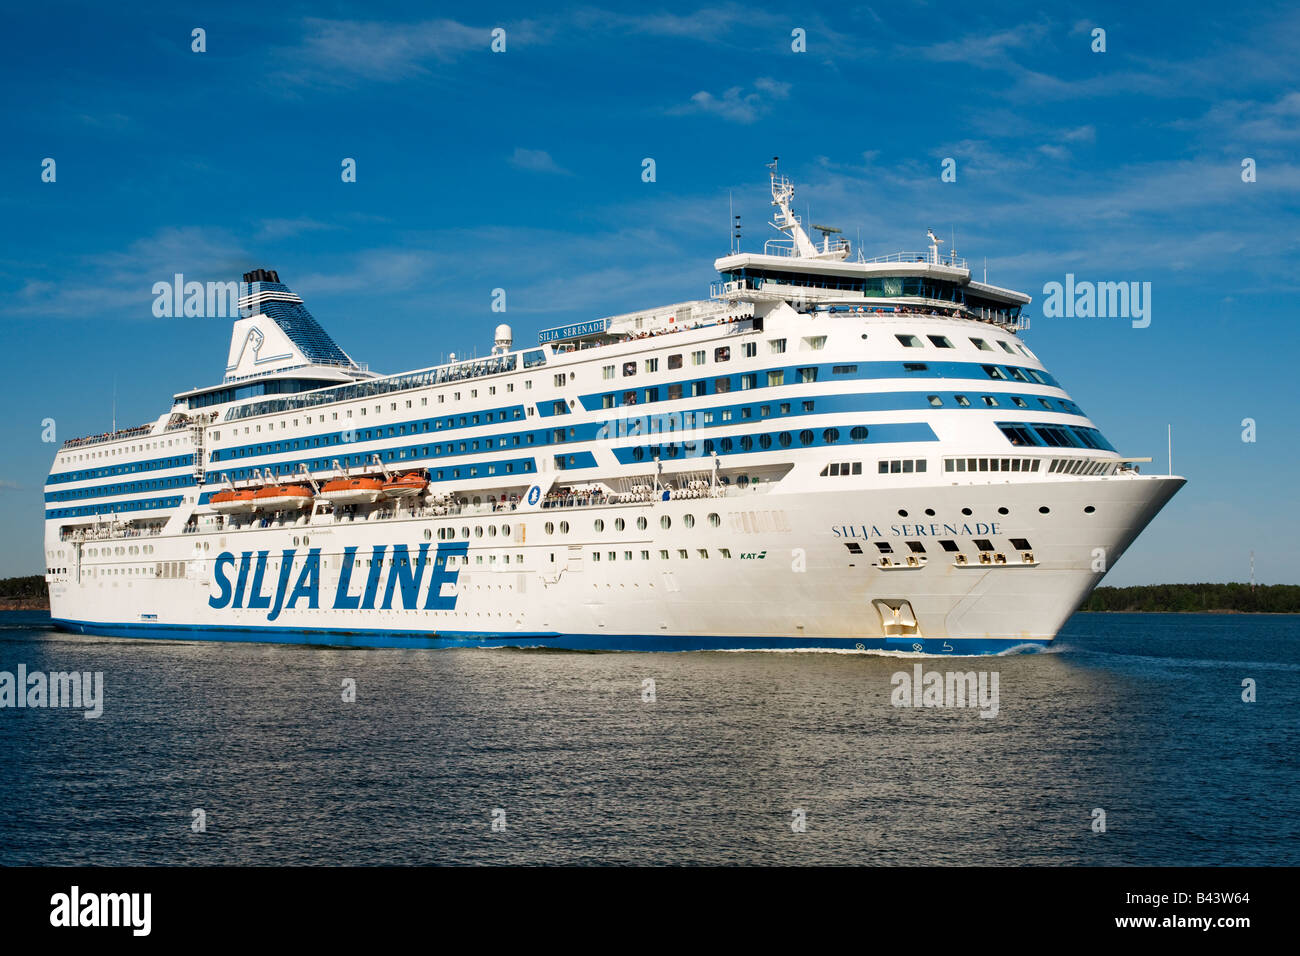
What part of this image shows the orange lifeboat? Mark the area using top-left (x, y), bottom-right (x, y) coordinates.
top-left (382, 472), bottom-right (429, 498)
top-left (252, 483), bottom-right (314, 511)
top-left (209, 488), bottom-right (257, 514)
top-left (320, 476), bottom-right (385, 506)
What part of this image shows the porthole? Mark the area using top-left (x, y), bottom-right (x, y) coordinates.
top-left (633, 447), bottom-right (645, 462)
top-left (708, 513), bottom-right (720, 527)
top-left (502, 524), bottom-right (510, 536)
top-left (758, 434), bottom-right (772, 450)
top-left (779, 432), bottom-right (792, 448)
top-left (684, 514), bottom-right (695, 528)
top-left (293, 536), bottom-right (300, 546)
top-left (740, 436), bottom-right (754, 451)
top-left (616, 518), bottom-right (627, 531)
top-left (850, 426), bottom-right (868, 440)
top-left (488, 525), bottom-right (497, 537)
top-left (924, 509), bottom-right (935, 517)
top-left (635, 517), bottom-right (646, 531)
top-left (961, 508), bottom-right (972, 516)
top-left (461, 527), bottom-right (470, 538)
top-left (799, 430), bottom-right (813, 446)
top-left (898, 510), bottom-right (908, 518)
top-left (559, 521), bottom-right (569, 534)
top-left (997, 507), bottom-right (1009, 515)
top-left (423, 529), bottom-right (432, 540)
top-left (1039, 506), bottom-right (1050, 514)
top-left (661, 516), bottom-right (671, 530)
top-left (1084, 506), bottom-right (1095, 514)
top-left (545, 522), bottom-right (554, 534)
top-left (594, 519), bottom-right (605, 532)
top-left (824, 427), bottom-right (840, 443)
top-left (475, 526), bottom-right (484, 537)
top-left (303, 536), bottom-right (310, 546)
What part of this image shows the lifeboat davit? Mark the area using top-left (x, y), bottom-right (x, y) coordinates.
top-left (252, 483), bottom-right (314, 512)
top-left (209, 489), bottom-right (257, 514)
top-left (320, 476), bottom-right (385, 506)
top-left (382, 472), bottom-right (429, 498)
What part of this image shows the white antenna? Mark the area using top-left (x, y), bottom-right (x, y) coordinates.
top-left (729, 191), bottom-right (734, 254)
top-left (926, 229), bottom-right (944, 265)
top-left (1167, 424), bottom-right (1173, 475)
top-left (1250, 550), bottom-right (1256, 588)
top-left (112, 375), bottom-right (117, 433)
top-left (983, 257), bottom-right (987, 283)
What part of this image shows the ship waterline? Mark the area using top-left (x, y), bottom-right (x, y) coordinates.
top-left (42, 166), bottom-right (1183, 653)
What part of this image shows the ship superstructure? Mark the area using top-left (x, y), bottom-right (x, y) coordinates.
top-left (42, 167), bottom-right (1184, 653)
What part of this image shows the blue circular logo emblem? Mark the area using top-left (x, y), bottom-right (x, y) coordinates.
top-left (527, 485), bottom-right (541, 506)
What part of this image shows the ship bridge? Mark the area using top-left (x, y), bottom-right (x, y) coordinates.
top-left (712, 161), bottom-right (1031, 329)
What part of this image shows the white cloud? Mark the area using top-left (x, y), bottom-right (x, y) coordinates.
top-left (508, 148), bottom-right (572, 176)
top-left (670, 77), bottom-right (791, 123)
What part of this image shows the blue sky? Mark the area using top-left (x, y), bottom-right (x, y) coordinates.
top-left (2, 1), bottom-right (1297, 584)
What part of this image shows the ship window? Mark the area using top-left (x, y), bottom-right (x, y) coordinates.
top-left (715, 377), bottom-right (732, 393)
top-left (907, 541), bottom-right (926, 554)
top-left (645, 358), bottom-right (659, 372)
top-left (714, 347), bottom-right (730, 362)
top-left (939, 540), bottom-right (960, 553)
top-left (928, 395), bottom-right (943, 406)
top-left (903, 362), bottom-right (928, 372)
top-left (982, 396), bottom-right (999, 407)
top-left (974, 539), bottom-right (995, 551)
top-left (896, 334), bottom-right (922, 348)
top-left (982, 365), bottom-right (1008, 380)
top-left (1010, 538), bottom-right (1032, 550)
top-left (927, 335), bottom-right (954, 348)
top-left (823, 428), bottom-right (840, 443)
top-left (768, 370), bottom-right (785, 386)
top-left (998, 341), bottom-right (1016, 353)
top-left (743, 342), bottom-right (757, 358)
top-left (799, 430), bottom-right (813, 446)
top-left (692, 350), bottom-right (706, 365)
top-left (970, 338), bottom-right (993, 351)
top-left (832, 364), bottom-right (858, 375)
top-left (741, 374), bottom-right (756, 390)
top-left (1007, 367), bottom-right (1030, 382)
top-left (955, 395), bottom-right (971, 407)
top-left (668, 354), bottom-right (683, 370)
top-left (850, 426), bottom-right (868, 440)
top-left (873, 542), bottom-right (893, 554)
top-left (1012, 397), bottom-right (1028, 408)
top-left (845, 542), bottom-right (863, 554)
top-left (798, 367), bottom-right (817, 383)
top-left (603, 365), bottom-right (615, 380)
top-left (769, 339), bottom-right (786, 354)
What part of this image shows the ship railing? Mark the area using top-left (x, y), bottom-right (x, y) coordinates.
top-left (861, 251), bottom-right (969, 269)
top-left (60, 423), bottom-right (155, 449)
top-left (62, 525), bottom-right (163, 542)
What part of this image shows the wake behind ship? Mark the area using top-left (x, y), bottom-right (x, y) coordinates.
top-left (42, 166), bottom-right (1183, 653)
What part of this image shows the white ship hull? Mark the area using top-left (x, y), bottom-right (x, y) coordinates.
top-left (47, 474), bottom-right (1182, 654)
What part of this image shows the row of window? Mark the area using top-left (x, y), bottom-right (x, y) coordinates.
top-left (591, 548), bottom-right (730, 561)
top-left (895, 334), bottom-right (1032, 360)
top-left (851, 536), bottom-right (1035, 556)
top-left (625, 425), bottom-right (871, 462)
top-left (997, 423), bottom-right (1115, 452)
top-left (945, 457), bottom-right (1042, 473)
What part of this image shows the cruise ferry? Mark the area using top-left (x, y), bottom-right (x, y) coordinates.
top-left (42, 165), bottom-right (1184, 653)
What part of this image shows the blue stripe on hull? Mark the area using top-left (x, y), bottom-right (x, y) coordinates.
top-left (49, 618), bottom-right (1048, 655)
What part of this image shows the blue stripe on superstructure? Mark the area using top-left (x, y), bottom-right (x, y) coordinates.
top-left (45, 475), bottom-right (197, 503)
top-left (48, 617), bottom-right (1049, 655)
top-left (610, 421), bottom-right (938, 464)
top-left (45, 495), bottom-right (185, 519)
top-left (578, 360), bottom-right (1061, 410)
top-left (47, 453), bottom-right (196, 485)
